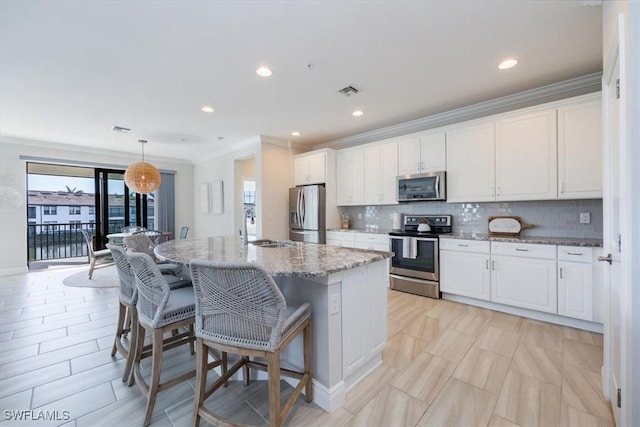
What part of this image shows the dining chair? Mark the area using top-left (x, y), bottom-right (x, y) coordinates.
top-left (79, 229), bottom-right (114, 279)
top-left (189, 260), bottom-right (313, 427)
top-left (178, 226), bottom-right (189, 239)
top-left (127, 252), bottom-right (218, 427)
top-left (123, 234), bottom-right (183, 276)
top-left (133, 229), bottom-right (166, 246)
top-left (121, 225), bottom-right (146, 233)
top-left (107, 244), bottom-right (192, 384)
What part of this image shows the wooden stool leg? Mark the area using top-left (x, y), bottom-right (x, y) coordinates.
top-left (242, 356), bottom-right (249, 386)
top-left (193, 338), bottom-right (207, 427)
top-left (189, 324), bottom-right (195, 355)
top-left (111, 302), bottom-right (126, 357)
top-left (267, 352), bottom-right (281, 427)
top-left (303, 320), bottom-right (313, 402)
top-left (123, 306), bottom-right (131, 338)
top-left (122, 307), bottom-right (137, 383)
top-left (88, 259), bottom-right (96, 279)
top-left (142, 328), bottom-right (165, 427)
top-left (129, 319), bottom-right (145, 386)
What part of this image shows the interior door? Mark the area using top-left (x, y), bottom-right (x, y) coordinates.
top-left (603, 39), bottom-right (622, 426)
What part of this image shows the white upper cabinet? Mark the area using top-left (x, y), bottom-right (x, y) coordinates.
top-left (337, 148), bottom-right (365, 206)
top-left (364, 140), bottom-right (398, 205)
top-left (495, 109), bottom-right (558, 201)
top-left (557, 96), bottom-right (603, 199)
top-left (446, 122), bottom-right (496, 202)
top-left (294, 151), bottom-right (327, 185)
top-left (397, 131), bottom-right (446, 175)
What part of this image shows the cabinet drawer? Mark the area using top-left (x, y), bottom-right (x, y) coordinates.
top-left (439, 238), bottom-right (490, 253)
top-left (557, 246), bottom-right (593, 262)
top-left (355, 233), bottom-right (389, 247)
top-left (327, 231), bottom-right (356, 247)
top-left (491, 241), bottom-right (556, 260)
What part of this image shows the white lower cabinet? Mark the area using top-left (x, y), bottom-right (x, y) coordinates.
top-left (342, 261), bottom-right (387, 378)
top-left (557, 246), bottom-right (594, 321)
top-left (490, 242), bottom-right (557, 314)
top-left (491, 254), bottom-right (558, 314)
top-left (440, 239), bottom-right (491, 301)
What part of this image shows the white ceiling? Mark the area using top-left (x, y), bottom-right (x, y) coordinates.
top-left (0, 1), bottom-right (602, 163)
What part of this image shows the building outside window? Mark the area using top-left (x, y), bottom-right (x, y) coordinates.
top-left (69, 206), bottom-right (81, 215)
top-left (28, 206), bottom-right (36, 219)
top-left (43, 221), bottom-right (58, 233)
top-left (89, 206), bottom-right (95, 214)
top-left (43, 206), bottom-right (57, 215)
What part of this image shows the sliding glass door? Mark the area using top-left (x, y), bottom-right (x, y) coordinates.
top-left (94, 168), bottom-right (152, 249)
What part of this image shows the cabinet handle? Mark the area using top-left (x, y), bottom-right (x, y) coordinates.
top-left (458, 244), bottom-right (469, 247)
top-left (559, 267), bottom-right (564, 279)
top-left (515, 248), bottom-right (529, 252)
top-left (560, 182), bottom-right (566, 193)
top-left (421, 161), bottom-right (425, 170)
top-left (567, 252), bottom-right (583, 256)
top-left (486, 259), bottom-right (489, 270)
top-left (496, 186), bottom-right (501, 197)
top-left (417, 161), bottom-right (421, 171)
top-left (490, 187), bottom-right (495, 198)
top-left (491, 260), bottom-right (496, 270)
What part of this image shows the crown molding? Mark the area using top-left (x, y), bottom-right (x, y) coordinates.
top-left (314, 72), bottom-right (602, 150)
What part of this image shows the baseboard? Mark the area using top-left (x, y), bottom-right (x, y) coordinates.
top-left (0, 266), bottom-right (29, 277)
top-left (442, 293), bottom-right (604, 333)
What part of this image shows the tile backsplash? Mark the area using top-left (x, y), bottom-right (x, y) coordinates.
top-left (339, 199), bottom-right (603, 239)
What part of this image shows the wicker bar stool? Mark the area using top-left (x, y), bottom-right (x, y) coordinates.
top-left (189, 260), bottom-right (313, 427)
top-left (127, 252), bottom-right (217, 427)
top-left (107, 244), bottom-right (192, 384)
top-left (123, 234), bottom-right (183, 276)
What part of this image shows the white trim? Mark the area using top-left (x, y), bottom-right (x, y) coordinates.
top-left (0, 266), bottom-right (29, 277)
top-left (442, 293), bottom-right (604, 333)
top-left (315, 73), bottom-right (602, 150)
top-left (18, 154), bottom-right (178, 174)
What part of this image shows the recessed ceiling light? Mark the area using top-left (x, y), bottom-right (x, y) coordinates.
top-left (201, 106), bottom-right (214, 113)
top-left (291, 131), bottom-right (301, 136)
top-left (352, 110), bottom-right (364, 117)
top-left (256, 66), bottom-right (273, 77)
top-left (498, 58), bottom-right (519, 70)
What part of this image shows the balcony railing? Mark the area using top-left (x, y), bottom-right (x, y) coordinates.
top-left (27, 221), bottom-right (126, 261)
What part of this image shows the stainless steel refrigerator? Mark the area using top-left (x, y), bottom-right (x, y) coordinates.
top-left (289, 185), bottom-right (326, 243)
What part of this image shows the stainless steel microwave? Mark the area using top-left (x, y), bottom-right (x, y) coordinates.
top-left (397, 171), bottom-right (446, 202)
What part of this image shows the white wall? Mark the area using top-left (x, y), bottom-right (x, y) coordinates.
top-left (192, 136), bottom-right (295, 241)
top-left (260, 141), bottom-right (294, 239)
top-left (0, 139), bottom-right (194, 276)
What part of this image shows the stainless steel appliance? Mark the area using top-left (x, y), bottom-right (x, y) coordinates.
top-left (389, 214), bottom-right (452, 298)
top-left (397, 171), bottom-right (446, 202)
top-left (289, 185), bottom-right (326, 243)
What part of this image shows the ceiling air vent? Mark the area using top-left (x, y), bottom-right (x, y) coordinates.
top-left (112, 126), bottom-right (131, 133)
top-left (338, 86), bottom-right (359, 97)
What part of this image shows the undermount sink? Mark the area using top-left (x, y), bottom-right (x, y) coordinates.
top-left (249, 239), bottom-right (296, 248)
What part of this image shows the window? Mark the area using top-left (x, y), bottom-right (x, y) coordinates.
top-left (69, 206), bottom-right (81, 215)
top-left (28, 206), bottom-right (36, 219)
top-left (89, 206), bottom-right (95, 215)
top-left (43, 206), bottom-right (57, 215)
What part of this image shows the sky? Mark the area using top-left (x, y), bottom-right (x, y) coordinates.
top-left (28, 175), bottom-right (124, 195)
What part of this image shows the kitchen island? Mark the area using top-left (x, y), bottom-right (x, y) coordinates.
top-left (155, 236), bottom-right (392, 412)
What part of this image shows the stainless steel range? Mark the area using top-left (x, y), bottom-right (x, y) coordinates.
top-left (389, 214), bottom-right (452, 298)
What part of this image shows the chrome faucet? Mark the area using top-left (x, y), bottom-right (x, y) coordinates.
top-left (242, 206), bottom-right (255, 245)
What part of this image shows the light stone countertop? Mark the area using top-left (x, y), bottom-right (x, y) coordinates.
top-left (154, 236), bottom-right (393, 278)
top-left (440, 232), bottom-right (603, 248)
top-left (327, 228), bottom-right (394, 234)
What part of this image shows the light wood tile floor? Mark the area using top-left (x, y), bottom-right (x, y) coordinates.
top-left (0, 267), bottom-right (614, 426)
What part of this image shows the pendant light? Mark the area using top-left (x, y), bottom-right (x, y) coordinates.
top-left (124, 139), bottom-right (161, 194)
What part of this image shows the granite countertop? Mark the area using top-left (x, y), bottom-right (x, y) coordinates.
top-left (155, 236), bottom-right (393, 278)
top-left (327, 228), bottom-right (394, 234)
top-left (440, 232), bottom-right (603, 248)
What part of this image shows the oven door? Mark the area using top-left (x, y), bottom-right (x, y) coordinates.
top-left (389, 236), bottom-right (439, 281)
